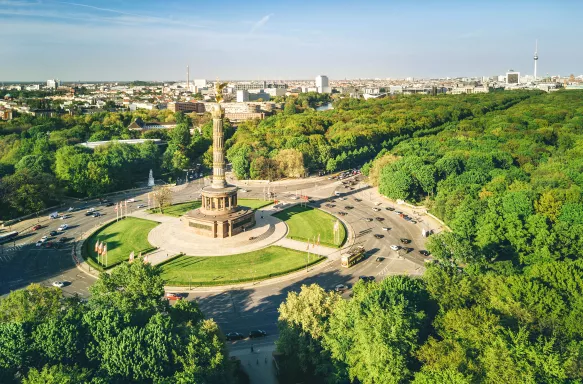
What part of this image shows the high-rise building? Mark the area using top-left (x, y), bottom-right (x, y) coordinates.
top-left (506, 71), bottom-right (520, 84)
top-left (194, 79), bottom-right (207, 89)
top-left (46, 79), bottom-right (60, 89)
top-left (315, 75), bottom-right (331, 93)
top-left (236, 90), bottom-right (249, 103)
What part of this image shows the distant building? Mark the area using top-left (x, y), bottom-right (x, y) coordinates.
top-left (30, 109), bottom-right (58, 117)
top-left (316, 75), bottom-right (331, 93)
top-left (0, 108), bottom-right (13, 120)
top-left (78, 139), bottom-right (163, 149)
top-left (46, 79), bottom-right (60, 89)
top-left (236, 90), bottom-right (249, 103)
top-left (194, 79), bottom-right (207, 89)
top-left (127, 118), bottom-right (177, 132)
top-left (225, 112), bottom-right (265, 123)
top-left (167, 102), bottom-right (205, 113)
top-left (262, 88), bottom-right (286, 98)
top-left (506, 71), bottom-right (520, 84)
top-left (450, 85), bottom-right (489, 95)
top-left (234, 82), bottom-right (286, 91)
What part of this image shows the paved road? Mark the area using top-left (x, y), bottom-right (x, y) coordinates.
top-left (0, 174), bottom-right (435, 356)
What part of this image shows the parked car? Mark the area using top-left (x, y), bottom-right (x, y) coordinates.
top-left (49, 231), bottom-right (58, 236)
top-left (345, 206), bottom-right (354, 210)
top-left (32, 224), bottom-right (42, 231)
top-left (60, 214), bottom-right (70, 220)
top-left (226, 332), bottom-right (245, 341)
top-left (354, 198), bottom-right (362, 202)
top-left (249, 330), bottom-right (267, 338)
top-left (105, 202), bottom-right (114, 207)
top-left (67, 207), bottom-right (75, 212)
top-left (35, 241), bottom-right (43, 247)
top-left (127, 198), bottom-right (135, 203)
top-left (58, 224), bottom-right (68, 231)
top-left (390, 245), bottom-right (401, 251)
top-left (376, 257), bottom-right (384, 262)
top-left (137, 204), bottom-right (146, 209)
top-left (85, 211), bottom-right (93, 216)
top-left (88, 207), bottom-right (95, 212)
top-left (52, 281), bottom-right (65, 288)
top-left (419, 250), bottom-right (430, 256)
top-left (374, 202), bottom-right (382, 206)
top-left (364, 218), bottom-right (373, 222)
top-left (381, 227), bottom-right (390, 231)
top-left (359, 276), bottom-right (375, 282)
top-left (375, 217), bottom-right (384, 221)
top-left (335, 284), bottom-right (348, 292)
top-left (58, 237), bottom-right (68, 243)
top-left (394, 211), bottom-right (402, 215)
top-left (43, 241), bottom-right (54, 248)
top-left (374, 234), bottom-right (384, 239)
top-left (400, 238), bottom-right (411, 244)
top-left (385, 207), bottom-right (395, 211)
top-left (372, 207), bottom-right (381, 212)
top-left (40, 235), bottom-right (48, 242)
top-left (92, 212), bottom-right (101, 217)
top-left (338, 212), bottom-right (347, 216)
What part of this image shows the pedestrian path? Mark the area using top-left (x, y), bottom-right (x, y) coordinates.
top-left (275, 237), bottom-right (342, 258)
top-left (230, 343), bottom-right (278, 384)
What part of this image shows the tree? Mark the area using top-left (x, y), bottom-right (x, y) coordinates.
top-left (275, 149), bottom-right (305, 178)
top-left (0, 284), bottom-right (62, 323)
top-left (22, 364), bottom-right (92, 384)
top-left (152, 186), bottom-right (173, 214)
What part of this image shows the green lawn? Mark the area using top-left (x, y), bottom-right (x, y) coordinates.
top-left (159, 246), bottom-right (323, 286)
top-left (148, 199), bottom-right (271, 217)
top-left (274, 205), bottom-right (346, 248)
top-left (84, 217), bottom-right (159, 269)
top-left (148, 201), bottom-right (201, 217)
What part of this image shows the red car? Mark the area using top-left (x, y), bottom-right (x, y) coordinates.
top-left (32, 224), bottom-right (42, 231)
top-left (165, 293), bottom-right (182, 301)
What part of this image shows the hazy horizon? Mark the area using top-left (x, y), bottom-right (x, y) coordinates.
top-left (1, 0), bottom-right (582, 81)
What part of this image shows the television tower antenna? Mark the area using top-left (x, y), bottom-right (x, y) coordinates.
top-left (186, 65), bottom-right (190, 92)
top-left (533, 39), bottom-right (538, 81)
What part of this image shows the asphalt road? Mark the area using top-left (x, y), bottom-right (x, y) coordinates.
top-left (0, 174), bottom-right (431, 350)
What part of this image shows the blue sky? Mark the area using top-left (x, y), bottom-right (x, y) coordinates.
top-left (1, 0), bottom-right (581, 81)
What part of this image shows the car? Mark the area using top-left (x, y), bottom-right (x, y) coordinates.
top-left (165, 293), bottom-right (182, 301)
top-left (385, 207), bottom-right (395, 211)
top-left (35, 241), bottom-right (43, 247)
top-left (359, 276), bottom-right (375, 282)
top-left (105, 202), bottom-right (114, 207)
top-left (249, 330), bottom-right (267, 338)
top-left (410, 220), bottom-right (417, 224)
top-left (32, 224), bottom-right (42, 231)
top-left (334, 284), bottom-right (348, 292)
top-left (376, 257), bottom-right (384, 262)
top-left (364, 218), bottom-right (373, 222)
top-left (240, 189), bottom-right (248, 193)
top-left (372, 208), bottom-right (381, 212)
top-left (40, 235), bottom-right (48, 242)
top-left (325, 204), bottom-right (335, 208)
top-left (52, 281), bottom-right (65, 288)
top-left (127, 198), bottom-right (135, 203)
top-left (419, 250), bottom-right (430, 256)
top-left (85, 211), bottom-right (93, 216)
top-left (58, 237), bottom-right (68, 243)
top-left (375, 217), bottom-right (384, 222)
top-left (88, 207), bottom-right (95, 212)
top-left (58, 224), bottom-right (68, 231)
top-left (400, 238), bottom-right (411, 244)
top-left (354, 198), bottom-right (362, 202)
top-left (394, 211), bottom-right (402, 215)
top-left (345, 206), bottom-right (354, 210)
top-left (226, 332), bottom-right (245, 341)
top-left (92, 212), bottom-right (101, 217)
top-left (49, 231), bottom-right (58, 236)
top-left (137, 204), bottom-right (146, 209)
top-left (340, 197), bottom-right (348, 201)
top-left (373, 234), bottom-right (384, 239)
top-left (374, 202), bottom-right (382, 206)
top-left (248, 236), bottom-right (256, 241)
top-left (390, 245), bottom-right (401, 251)
top-left (43, 241), bottom-right (54, 248)
top-left (338, 212), bottom-right (347, 216)
top-left (67, 207), bottom-right (75, 212)
top-left (381, 227), bottom-right (390, 231)
top-left (60, 214), bottom-right (70, 220)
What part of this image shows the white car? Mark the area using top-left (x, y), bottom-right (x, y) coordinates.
top-left (374, 202), bottom-right (382, 206)
top-left (240, 189), bottom-right (248, 193)
top-left (127, 198), bottom-right (135, 203)
top-left (52, 281), bottom-right (65, 288)
top-left (35, 241), bottom-right (43, 247)
top-left (372, 208), bottom-right (381, 212)
top-left (61, 214), bottom-right (70, 220)
top-left (67, 207), bottom-right (74, 212)
top-left (137, 204), bottom-right (146, 209)
top-left (390, 245), bottom-right (401, 251)
top-left (382, 227), bottom-right (390, 231)
top-left (334, 284), bottom-right (348, 292)
top-left (58, 224), bottom-right (68, 231)
top-left (40, 236), bottom-right (48, 242)
top-left (88, 207), bottom-right (95, 212)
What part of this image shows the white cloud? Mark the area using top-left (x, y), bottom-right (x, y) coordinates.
top-left (249, 13), bottom-right (273, 34)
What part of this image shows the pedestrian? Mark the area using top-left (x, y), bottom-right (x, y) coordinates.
top-left (251, 345), bottom-right (254, 353)
top-left (257, 359), bottom-right (259, 365)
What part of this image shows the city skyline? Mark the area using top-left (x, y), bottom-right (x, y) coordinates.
top-left (1, 0), bottom-right (582, 81)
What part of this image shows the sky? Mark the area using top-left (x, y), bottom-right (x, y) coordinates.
top-left (1, 0), bottom-right (582, 81)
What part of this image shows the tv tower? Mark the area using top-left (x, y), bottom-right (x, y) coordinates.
top-left (533, 40), bottom-right (538, 81)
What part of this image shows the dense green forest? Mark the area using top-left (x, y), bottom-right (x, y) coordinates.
top-left (0, 261), bottom-right (243, 383)
top-left (275, 90), bottom-right (583, 384)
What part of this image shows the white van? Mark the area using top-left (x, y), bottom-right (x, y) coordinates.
top-left (49, 212), bottom-right (59, 219)
top-left (334, 192), bottom-right (341, 197)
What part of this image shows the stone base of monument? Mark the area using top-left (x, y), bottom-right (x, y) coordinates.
top-left (183, 207), bottom-right (256, 238)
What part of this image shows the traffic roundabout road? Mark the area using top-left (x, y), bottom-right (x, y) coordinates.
top-left (0, 173), bottom-right (441, 351)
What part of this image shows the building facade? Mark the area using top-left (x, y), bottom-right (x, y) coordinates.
top-left (316, 75), bottom-right (331, 93)
top-left (167, 102), bottom-right (206, 113)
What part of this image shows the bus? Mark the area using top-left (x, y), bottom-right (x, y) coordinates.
top-left (0, 231), bottom-right (19, 244)
top-left (341, 245), bottom-right (365, 268)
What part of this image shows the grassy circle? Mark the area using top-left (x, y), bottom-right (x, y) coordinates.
top-left (273, 205), bottom-right (347, 248)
